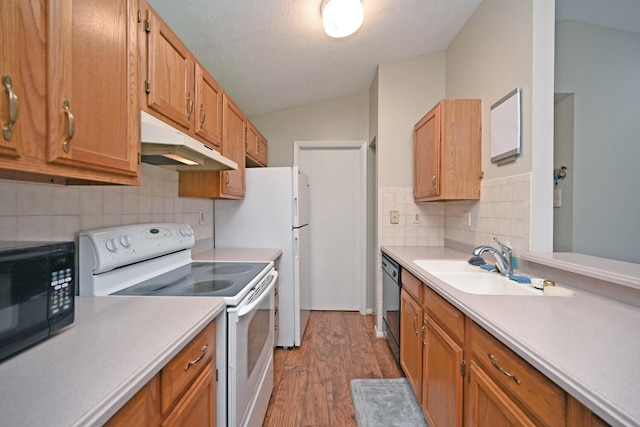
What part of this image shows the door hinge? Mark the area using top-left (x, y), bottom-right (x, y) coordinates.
top-left (145, 19), bottom-right (151, 33)
top-left (145, 80), bottom-right (151, 94)
top-left (137, 9), bottom-right (142, 23)
top-left (460, 360), bottom-right (467, 377)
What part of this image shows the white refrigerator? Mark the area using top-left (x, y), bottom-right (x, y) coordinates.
top-left (214, 166), bottom-right (311, 348)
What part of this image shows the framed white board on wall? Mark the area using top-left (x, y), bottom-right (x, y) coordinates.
top-left (491, 88), bottom-right (521, 164)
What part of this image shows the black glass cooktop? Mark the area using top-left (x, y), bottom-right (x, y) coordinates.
top-left (113, 261), bottom-right (270, 298)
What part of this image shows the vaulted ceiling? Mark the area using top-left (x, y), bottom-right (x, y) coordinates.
top-left (148, 0), bottom-right (639, 117)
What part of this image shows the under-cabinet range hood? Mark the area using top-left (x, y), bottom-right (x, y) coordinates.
top-left (140, 110), bottom-right (237, 171)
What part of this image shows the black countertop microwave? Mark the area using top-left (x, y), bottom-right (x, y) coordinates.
top-left (0, 241), bottom-right (75, 362)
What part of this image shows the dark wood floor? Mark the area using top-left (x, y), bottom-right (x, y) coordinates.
top-left (263, 311), bottom-right (404, 427)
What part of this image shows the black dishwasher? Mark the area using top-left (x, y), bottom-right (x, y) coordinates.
top-left (382, 253), bottom-right (401, 364)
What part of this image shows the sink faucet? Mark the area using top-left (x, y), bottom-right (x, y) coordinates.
top-left (473, 237), bottom-right (513, 277)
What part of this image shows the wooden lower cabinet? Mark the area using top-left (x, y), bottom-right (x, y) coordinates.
top-left (400, 288), bottom-right (423, 400)
top-left (106, 320), bottom-right (216, 427)
top-left (396, 266), bottom-right (608, 427)
top-left (466, 360), bottom-right (538, 427)
top-left (422, 314), bottom-right (464, 427)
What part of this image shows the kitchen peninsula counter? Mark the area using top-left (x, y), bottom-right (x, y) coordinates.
top-left (382, 245), bottom-right (640, 427)
top-left (0, 296), bottom-right (225, 426)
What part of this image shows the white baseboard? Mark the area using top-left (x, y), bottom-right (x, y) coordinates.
top-left (374, 324), bottom-right (386, 338)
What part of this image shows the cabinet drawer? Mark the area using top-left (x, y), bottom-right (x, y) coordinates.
top-left (161, 321), bottom-right (216, 414)
top-left (402, 271), bottom-right (422, 301)
top-left (471, 323), bottom-right (566, 426)
top-left (422, 285), bottom-right (464, 344)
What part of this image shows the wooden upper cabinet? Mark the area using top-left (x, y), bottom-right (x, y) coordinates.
top-left (194, 63), bottom-right (223, 150)
top-left (258, 133), bottom-right (268, 166)
top-left (246, 121), bottom-right (268, 168)
top-left (245, 120), bottom-right (260, 164)
top-left (414, 99), bottom-right (481, 202)
top-left (0, 0), bottom-right (22, 159)
top-left (0, 0), bottom-right (138, 184)
top-left (220, 94), bottom-right (246, 198)
top-left (47, 0), bottom-right (139, 179)
top-left (146, 7), bottom-right (194, 131)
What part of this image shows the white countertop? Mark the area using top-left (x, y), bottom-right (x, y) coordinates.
top-left (193, 247), bottom-right (282, 262)
top-left (0, 296), bottom-right (225, 426)
top-left (382, 246), bottom-right (640, 427)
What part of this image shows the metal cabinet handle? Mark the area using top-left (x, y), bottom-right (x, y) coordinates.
top-left (184, 343), bottom-right (208, 371)
top-left (62, 99), bottom-right (75, 153)
top-left (421, 319), bottom-right (427, 345)
top-left (199, 104), bottom-right (206, 126)
top-left (225, 173), bottom-right (230, 185)
top-left (2, 75), bottom-right (19, 141)
top-left (431, 173), bottom-right (437, 191)
top-left (488, 353), bottom-right (521, 385)
top-left (412, 314), bottom-right (419, 336)
top-left (186, 92), bottom-right (194, 121)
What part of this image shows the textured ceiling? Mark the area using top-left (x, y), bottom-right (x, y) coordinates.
top-left (147, 0), bottom-right (482, 116)
top-left (147, 0), bottom-right (638, 117)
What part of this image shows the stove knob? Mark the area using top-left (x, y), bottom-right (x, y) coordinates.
top-left (180, 228), bottom-right (188, 237)
top-left (119, 235), bottom-right (131, 248)
top-left (105, 238), bottom-right (118, 252)
top-left (186, 227), bottom-right (193, 236)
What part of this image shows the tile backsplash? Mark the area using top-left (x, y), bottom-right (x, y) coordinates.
top-left (378, 172), bottom-right (531, 256)
top-left (0, 164), bottom-right (213, 242)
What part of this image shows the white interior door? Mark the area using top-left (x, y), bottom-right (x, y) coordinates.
top-left (294, 141), bottom-right (366, 313)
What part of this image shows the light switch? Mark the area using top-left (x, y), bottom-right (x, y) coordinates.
top-left (390, 210), bottom-right (399, 224)
top-left (413, 212), bottom-right (421, 224)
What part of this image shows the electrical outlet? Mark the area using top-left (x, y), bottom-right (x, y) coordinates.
top-left (199, 211), bottom-right (205, 224)
top-left (413, 212), bottom-right (421, 224)
top-left (390, 210), bottom-right (399, 224)
top-left (462, 211), bottom-right (471, 226)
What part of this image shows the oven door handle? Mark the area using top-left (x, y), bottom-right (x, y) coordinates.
top-left (236, 270), bottom-right (278, 318)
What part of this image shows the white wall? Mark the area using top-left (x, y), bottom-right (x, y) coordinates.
top-left (377, 53), bottom-right (446, 188)
top-left (555, 20), bottom-right (640, 263)
top-left (443, 0), bottom-right (554, 253)
top-left (249, 92), bottom-right (370, 167)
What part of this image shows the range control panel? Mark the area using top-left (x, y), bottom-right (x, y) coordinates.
top-left (79, 223), bottom-right (195, 275)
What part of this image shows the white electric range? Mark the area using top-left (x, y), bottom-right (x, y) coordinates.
top-left (78, 223), bottom-right (277, 427)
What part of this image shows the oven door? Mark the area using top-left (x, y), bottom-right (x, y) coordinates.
top-left (227, 268), bottom-right (277, 427)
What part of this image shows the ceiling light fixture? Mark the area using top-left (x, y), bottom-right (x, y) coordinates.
top-left (321, 0), bottom-right (364, 39)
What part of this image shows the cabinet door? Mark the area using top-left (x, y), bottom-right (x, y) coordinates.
top-left (162, 362), bottom-right (216, 427)
top-left (245, 120), bottom-right (259, 163)
top-left (400, 288), bottom-right (423, 401)
top-left (0, 0), bottom-right (21, 158)
top-left (146, 7), bottom-right (194, 130)
top-left (413, 103), bottom-right (440, 199)
top-left (194, 63), bottom-right (223, 149)
top-left (47, 0), bottom-right (139, 177)
top-left (259, 134), bottom-right (268, 166)
top-left (422, 315), bottom-right (464, 427)
top-left (106, 375), bottom-right (161, 427)
top-left (466, 360), bottom-right (537, 427)
top-left (221, 94), bottom-right (245, 198)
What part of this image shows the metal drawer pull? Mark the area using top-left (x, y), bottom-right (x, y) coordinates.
top-left (184, 343), bottom-right (208, 371)
top-left (488, 353), bottom-right (521, 385)
top-left (412, 314), bottom-right (419, 335)
top-left (431, 173), bottom-right (437, 190)
top-left (421, 319), bottom-right (427, 345)
top-left (199, 104), bottom-right (206, 126)
top-left (62, 99), bottom-right (75, 153)
top-left (186, 92), bottom-right (194, 121)
top-left (2, 75), bottom-right (19, 141)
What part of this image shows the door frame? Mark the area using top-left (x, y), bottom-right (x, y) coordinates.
top-left (294, 140), bottom-right (367, 315)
